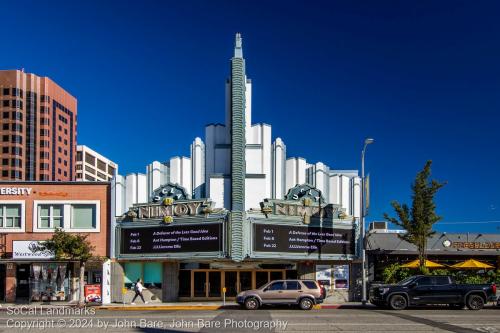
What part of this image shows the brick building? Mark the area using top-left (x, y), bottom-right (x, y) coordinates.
top-left (0, 182), bottom-right (110, 303)
top-left (0, 70), bottom-right (77, 181)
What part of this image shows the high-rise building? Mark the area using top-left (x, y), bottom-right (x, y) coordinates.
top-left (0, 70), bottom-right (77, 181)
top-left (76, 145), bottom-right (118, 181)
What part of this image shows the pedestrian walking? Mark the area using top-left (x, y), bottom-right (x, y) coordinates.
top-left (131, 278), bottom-right (148, 304)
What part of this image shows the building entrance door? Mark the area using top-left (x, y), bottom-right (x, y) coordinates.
top-left (182, 269), bottom-right (288, 300)
top-left (16, 264), bottom-right (30, 300)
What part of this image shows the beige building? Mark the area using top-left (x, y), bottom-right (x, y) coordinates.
top-left (76, 145), bottom-right (117, 181)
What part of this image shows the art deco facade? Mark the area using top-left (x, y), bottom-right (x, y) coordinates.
top-left (0, 70), bottom-right (77, 181)
top-left (114, 35), bottom-right (361, 220)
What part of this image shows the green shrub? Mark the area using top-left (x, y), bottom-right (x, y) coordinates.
top-left (382, 263), bottom-right (412, 284)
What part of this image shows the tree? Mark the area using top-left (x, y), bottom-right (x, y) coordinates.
top-left (384, 160), bottom-right (446, 274)
top-left (38, 229), bottom-right (95, 305)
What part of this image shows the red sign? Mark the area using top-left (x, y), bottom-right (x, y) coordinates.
top-left (84, 284), bottom-right (102, 303)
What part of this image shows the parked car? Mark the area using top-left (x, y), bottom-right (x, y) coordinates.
top-left (236, 279), bottom-right (324, 310)
top-left (369, 275), bottom-right (497, 310)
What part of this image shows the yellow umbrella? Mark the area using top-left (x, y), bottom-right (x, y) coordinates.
top-left (450, 259), bottom-right (494, 269)
top-left (401, 259), bottom-right (444, 268)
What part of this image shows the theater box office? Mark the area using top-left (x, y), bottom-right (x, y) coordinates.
top-left (0, 182), bottom-right (111, 303)
top-left (111, 183), bottom-right (361, 303)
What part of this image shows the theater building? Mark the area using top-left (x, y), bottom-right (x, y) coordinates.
top-left (110, 34), bottom-right (362, 303)
top-left (0, 182), bottom-right (111, 303)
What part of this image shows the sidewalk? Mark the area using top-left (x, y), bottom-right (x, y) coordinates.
top-left (98, 301), bottom-right (366, 311)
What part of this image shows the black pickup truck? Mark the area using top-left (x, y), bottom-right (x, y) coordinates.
top-left (369, 275), bottom-right (497, 310)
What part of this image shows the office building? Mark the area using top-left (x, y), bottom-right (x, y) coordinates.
top-left (76, 145), bottom-right (118, 181)
top-left (0, 70), bottom-right (77, 181)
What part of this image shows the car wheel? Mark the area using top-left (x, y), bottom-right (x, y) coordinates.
top-left (244, 297), bottom-right (259, 310)
top-left (389, 294), bottom-right (408, 310)
top-left (466, 295), bottom-right (484, 310)
top-left (299, 297), bottom-right (314, 310)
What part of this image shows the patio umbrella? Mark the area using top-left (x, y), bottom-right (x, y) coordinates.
top-left (450, 259), bottom-right (494, 269)
top-left (401, 259), bottom-right (444, 268)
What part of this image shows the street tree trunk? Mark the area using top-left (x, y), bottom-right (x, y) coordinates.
top-left (79, 261), bottom-right (86, 306)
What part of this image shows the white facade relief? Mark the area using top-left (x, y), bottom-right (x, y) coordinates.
top-left (113, 36), bottom-right (360, 220)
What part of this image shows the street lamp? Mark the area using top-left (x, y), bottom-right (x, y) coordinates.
top-left (361, 137), bottom-right (374, 305)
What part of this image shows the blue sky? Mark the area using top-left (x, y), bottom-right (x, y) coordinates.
top-left (2, 1), bottom-right (499, 232)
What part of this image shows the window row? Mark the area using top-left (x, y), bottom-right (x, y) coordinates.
top-left (1, 100), bottom-right (24, 109)
top-left (2, 147), bottom-right (22, 155)
top-left (2, 88), bottom-right (23, 98)
top-left (2, 135), bottom-right (23, 144)
top-left (0, 201), bottom-right (100, 232)
top-left (2, 111), bottom-right (23, 120)
top-left (1, 170), bottom-right (22, 178)
top-left (2, 123), bottom-right (23, 131)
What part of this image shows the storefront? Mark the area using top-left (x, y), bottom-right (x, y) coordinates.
top-left (111, 183), bottom-right (360, 303)
top-left (0, 182), bottom-right (110, 303)
top-left (366, 228), bottom-right (500, 282)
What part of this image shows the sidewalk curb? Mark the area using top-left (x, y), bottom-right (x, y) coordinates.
top-left (97, 304), bottom-right (339, 311)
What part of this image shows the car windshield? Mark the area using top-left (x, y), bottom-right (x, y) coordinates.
top-left (398, 276), bottom-right (418, 286)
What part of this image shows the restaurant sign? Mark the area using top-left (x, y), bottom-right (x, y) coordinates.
top-left (450, 242), bottom-right (500, 250)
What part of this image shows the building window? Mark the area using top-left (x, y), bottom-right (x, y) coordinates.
top-left (63, 171), bottom-right (67, 177)
top-left (63, 160), bottom-right (67, 166)
top-left (85, 174), bottom-right (95, 181)
top-left (97, 159), bottom-right (106, 172)
top-left (58, 157), bottom-right (62, 163)
top-left (58, 136), bottom-right (62, 142)
top-left (40, 118), bottom-right (49, 125)
top-left (2, 159), bottom-right (7, 165)
top-left (108, 165), bottom-right (116, 175)
top-left (3, 112), bottom-right (9, 119)
top-left (76, 151), bottom-right (82, 161)
top-left (41, 95), bottom-right (50, 103)
top-left (2, 88), bottom-right (9, 96)
top-left (85, 166), bottom-right (95, 174)
top-left (71, 204), bottom-right (96, 229)
top-left (0, 204), bottom-right (21, 228)
top-left (97, 171), bottom-right (106, 180)
top-left (11, 135), bottom-right (22, 144)
top-left (1, 170), bottom-right (7, 177)
top-left (63, 139), bottom-right (67, 145)
top-left (12, 124), bottom-right (22, 132)
top-left (38, 204), bottom-right (64, 228)
top-left (11, 158), bottom-right (21, 167)
top-left (2, 147), bottom-right (8, 153)
top-left (2, 100), bottom-right (9, 107)
top-left (40, 163), bottom-right (49, 170)
top-left (76, 172), bottom-right (82, 179)
top-left (2, 123), bottom-right (8, 130)
top-left (1, 204), bottom-right (20, 227)
top-left (58, 168), bottom-right (62, 175)
top-left (11, 170), bottom-right (21, 179)
top-left (12, 111), bottom-right (22, 121)
top-left (64, 149), bottom-right (67, 156)
top-left (40, 140), bottom-right (49, 147)
top-left (2, 135), bottom-right (8, 142)
top-left (64, 129), bottom-right (67, 135)
top-left (11, 88), bottom-right (20, 97)
top-left (40, 129), bottom-right (49, 136)
top-left (85, 153), bottom-right (95, 165)
top-left (12, 147), bottom-right (22, 156)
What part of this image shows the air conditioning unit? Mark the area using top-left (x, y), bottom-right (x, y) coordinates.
top-left (369, 221), bottom-right (388, 231)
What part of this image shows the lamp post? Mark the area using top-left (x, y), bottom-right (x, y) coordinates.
top-left (361, 137), bottom-right (374, 305)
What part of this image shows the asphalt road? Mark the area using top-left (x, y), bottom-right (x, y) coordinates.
top-left (0, 306), bottom-right (499, 333)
